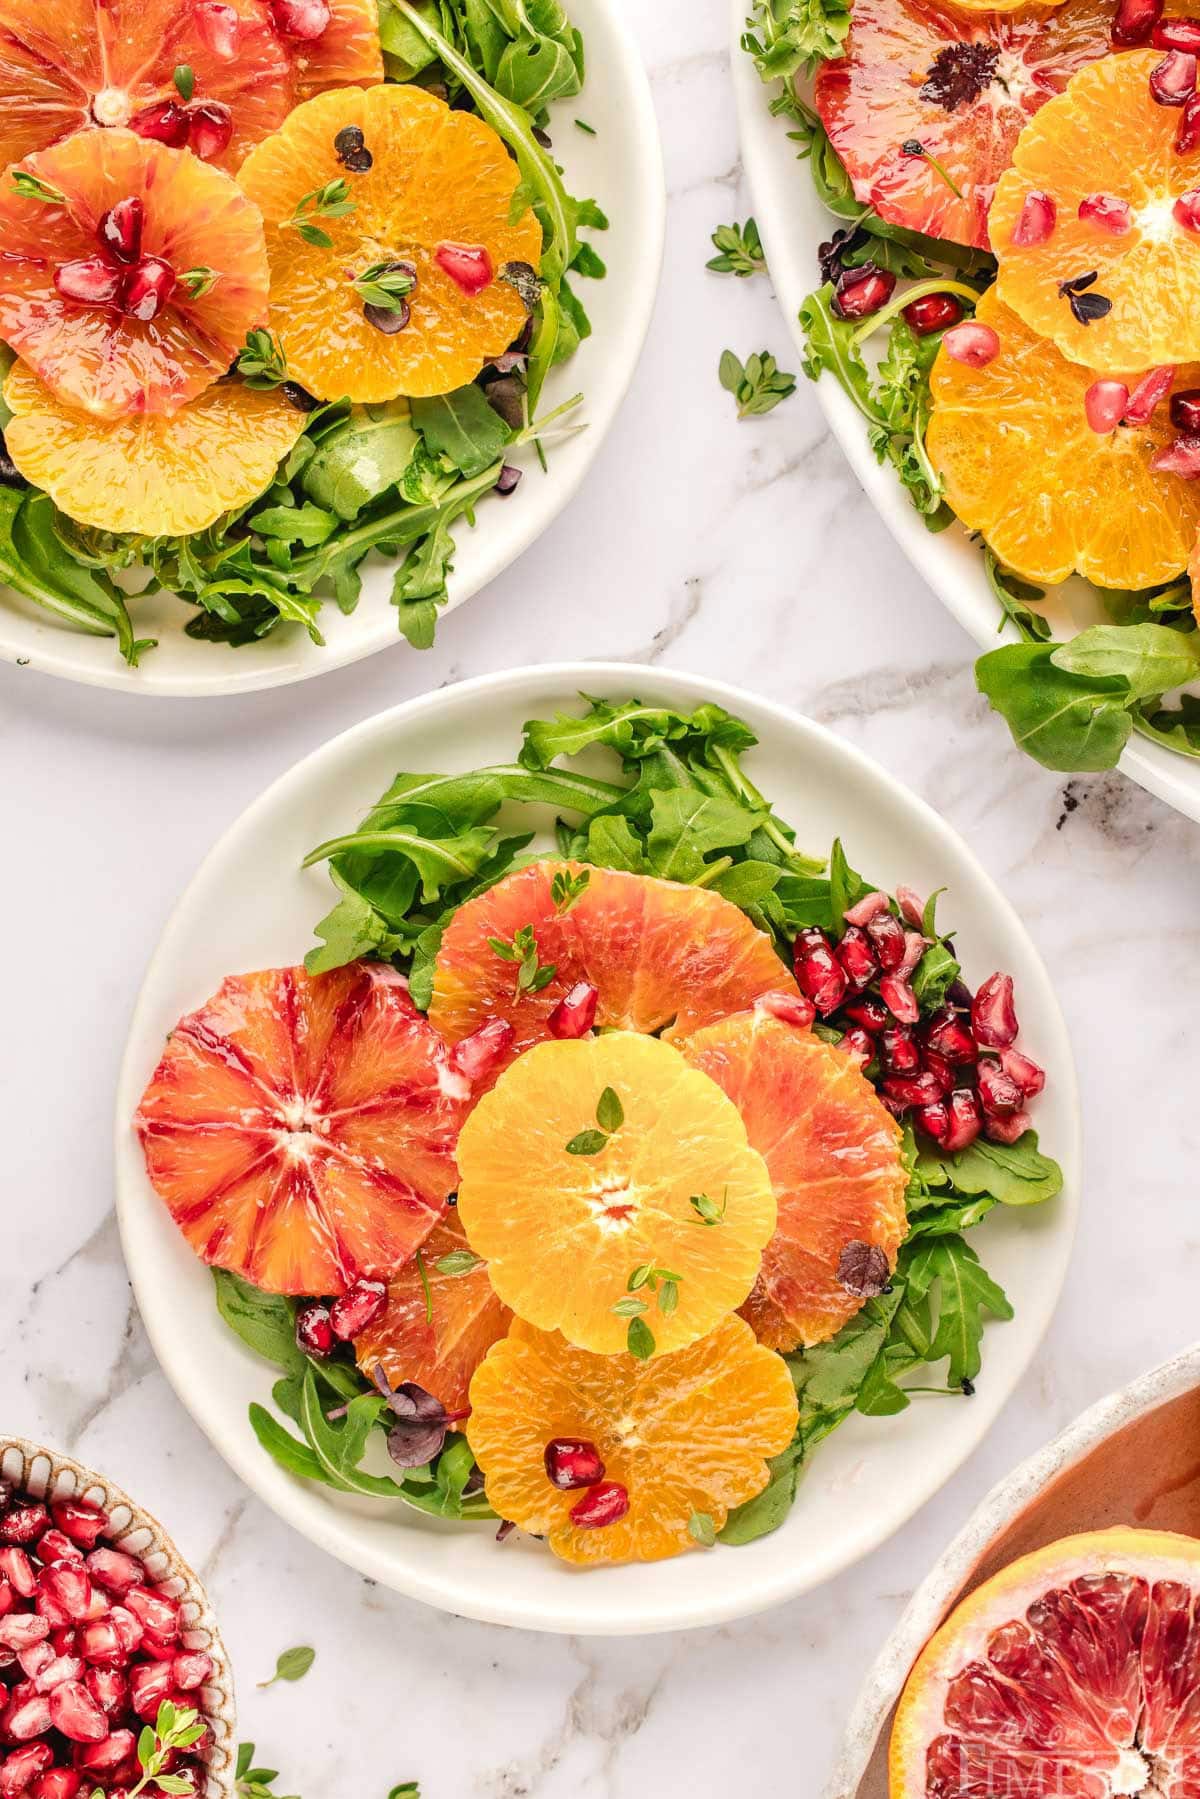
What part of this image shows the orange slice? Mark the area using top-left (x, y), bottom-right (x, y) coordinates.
top-left (3, 360), bottom-right (305, 535)
top-left (927, 287), bottom-right (1200, 586)
top-left (454, 1032), bottom-right (776, 1357)
top-left (890, 1528), bottom-right (1200, 1796)
top-left (679, 1010), bottom-right (907, 1351)
top-left (278, 0), bottom-right (383, 101)
top-left (352, 1212), bottom-right (511, 1413)
top-left (992, 51), bottom-right (1200, 368)
top-left (0, 0), bottom-right (293, 172)
top-left (467, 1315), bottom-right (799, 1565)
top-left (135, 963), bottom-right (468, 1296)
top-left (0, 130), bottom-right (269, 419)
top-left (429, 860), bottom-right (797, 1088)
top-left (236, 84), bottom-right (540, 401)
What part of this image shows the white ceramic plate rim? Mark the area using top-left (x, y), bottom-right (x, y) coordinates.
top-left (730, 3), bottom-right (1200, 825)
top-left (114, 661), bottom-right (1082, 1635)
top-left (0, 1), bottom-right (665, 697)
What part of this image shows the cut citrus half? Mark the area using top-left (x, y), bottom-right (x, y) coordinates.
top-left (352, 1212), bottom-right (511, 1414)
top-left (679, 1010), bottom-right (907, 1351)
top-left (236, 84), bottom-right (540, 401)
top-left (927, 288), bottom-right (1200, 586)
top-left (454, 1032), bottom-right (776, 1357)
top-left (3, 359), bottom-right (305, 536)
top-left (467, 1315), bottom-right (799, 1565)
top-left (993, 51), bottom-right (1200, 368)
top-left (0, 130), bottom-right (269, 419)
top-left (813, 0), bottom-right (1114, 250)
top-left (135, 963), bottom-right (469, 1296)
top-left (428, 860), bottom-right (797, 1086)
top-left (890, 1527), bottom-right (1200, 1796)
top-left (279, 0), bottom-right (383, 101)
top-left (0, 0), bottom-right (293, 172)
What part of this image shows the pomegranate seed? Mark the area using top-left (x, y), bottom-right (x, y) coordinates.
top-left (33, 1655), bottom-right (83, 1694)
top-left (129, 99), bottom-right (189, 146)
top-left (434, 243), bottom-right (495, 295)
top-left (73, 1730), bottom-right (134, 1777)
top-left (1170, 386), bottom-right (1200, 432)
top-left (754, 990), bottom-right (816, 1028)
top-left (1084, 378), bottom-right (1130, 433)
top-left (1155, 15), bottom-right (1200, 48)
top-left (33, 1770), bottom-right (82, 1799)
top-left (36, 1533), bottom-right (81, 1568)
top-left (0, 1552), bottom-right (35, 1600)
top-left (831, 263), bottom-right (896, 320)
top-left (1152, 430), bottom-right (1200, 474)
top-left (842, 891), bottom-right (889, 926)
top-left (187, 100), bottom-right (233, 161)
top-left (944, 1087), bottom-right (983, 1152)
top-left (1011, 190), bottom-right (1056, 246)
top-left (942, 322), bottom-right (999, 367)
top-left (1124, 364), bottom-right (1175, 422)
top-left (38, 1567), bottom-right (92, 1623)
top-left (48, 1503), bottom-right (107, 1551)
top-left (1113, 0), bottom-right (1162, 41)
top-left (107, 1608), bottom-right (142, 1657)
top-left (18, 1641), bottom-right (53, 1680)
top-left (836, 924), bottom-right (878, 991)
top-left (1000, 1046), bottom-right (1045, 1097)
top-left (1175, 187), bottom-right (1200, 230)
top-left (902, 292), bottom-right (963, 335)
top-left (48, 1629), bottom-right (74, 1657)
top-left (170, 1652), bottom-right (212, 1692)
top-left (922, 1048), bottom-right (956, 1094)
top-left (841, 1026), bottom-right (875, 1067)
top-left (49, 1681), bottom-right (106, 1744)
top-left (128, 1662), bottom-right (172, 1721)
top-left (1077, 193), bottom-right (1132, 236)
top-left (329, 1279), bottom-right (387, 1341)
top-left (270, 0), bottom-right (330, 36)
top-left (1178, 89), bottom-right (1200, 150)
top-left (547, 980), bottom-right (599, 1039)
top-left (898, 931), bottom-right (928, 980)
top-left (123, 1589), bottom-right (177, 1641)
top-left (0, 1583), bottom-right (12, 1619)
top-left (978, 1060), bottom-right (1025, 1118)
top-left (842, 995), bottom-right (890, 1033)
top-left (543, 1439), bottom-right (606, 1490)
top-left (881, 1071), bottom-right (944, 1110)
top-left (972, 972), bottom-right (1018, 1047)
top-left (866, 911), bottom-right (905, 972)
top-left (78, 1620), bottom-right (122, 1667)
top-left (1151, 48), bottom-right (1197, 101)
top-left (84, 1552), bottom-right (139, 1599)
top-left (137, 1630), bottom-right (177, 1663)
top-left (4, 1694), bottom-right (51, 1741)
top-left (0, 1617), bottom-right (49, 1651)
top-left (295, 1302), bottom-right (335, 1358)
top-left (568, 1482), bottom-right (629, 1529)
top-left (914, 1099), bottom-right (951, 1145)
top-left (922, 1004), bottom-right (977, 1064)
top-left (879, 975), bottom-right (919, 1024)
top-left (895, 887), bottom-right (925, 928)
top-left (986, 1109), bottom-right (1033, 1144)
top-left (194, 0), bottom-right (241, 56)
top-left (0, 1747), bottom-right (54, 1799)
top-left (879, 1027), bottom-right (920, 1074)
top-left (0, 1509), bottom-right (46, 1549)
top-left (794, 943), bottom-right (848, 1016)
top-left (452, 1017), bottom-right (514, 1082)
top-left (96, 200), bottom-right (143, 266)
top-left (120, 256), bottom-right (175, 322)
top-left (84, 1667), bottom-right (124, 1714)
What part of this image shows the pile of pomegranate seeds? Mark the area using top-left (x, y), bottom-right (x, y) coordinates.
top-left (52, 198), bottom-right (191, 326)
top-left (130, 99), bottom-right (233, 162)
top-left (0, 1484), bottom-right (211, 1796)
top-left (542, 1440), bottom-right (628, 1529)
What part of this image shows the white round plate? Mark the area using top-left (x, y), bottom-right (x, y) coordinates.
top-left (0, 4), bottom-right (664, 697)
top-left (731, 4), bottom-right (1200, 825)
top-left (114, 662), bottom-right (1081, 1635)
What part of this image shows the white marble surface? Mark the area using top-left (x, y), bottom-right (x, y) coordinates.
top-left (2, 2), bottom-right (1199, 1793)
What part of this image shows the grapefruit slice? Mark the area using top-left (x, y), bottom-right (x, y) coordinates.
top-left (0, 130), bottom-right (269, 420)
top-left (467, 1315), bottom-right (799, 1565)
top-left (813, 0), bottom-right (1115, 250)
top-left (927, 287), bottom-right (1200, 587)
top-left (992, 51), bottom-right (1200, 368)
top-left (454, 1032), bottom-right (777, 1358)
top-left (679, 1009), bottom-right (907, 1351)
top-left (236, 84), bottom-right (541, 402)
top-left (352, 1211), bottom-right (511, 1413)
top-left (0, 0), bottom-right (293, 172)
top-left (429, 860), bottom-right (797, 1086)
top-left (277, 0), bottom-right (383, 101)
top-left (890, 1528), bottom-right (1200, 1796)
top-left (135, 963), bottom-right (469, 1297)
top-left (3, 359), bottom-right (305, 536)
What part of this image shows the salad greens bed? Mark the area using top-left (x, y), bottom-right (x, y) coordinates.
top-left (0, 0), bottom-right (605, 662)
top-left (217, 693), bottom-right (1062, 1548)
top-left (740, 2), bottom-right (1200, 774)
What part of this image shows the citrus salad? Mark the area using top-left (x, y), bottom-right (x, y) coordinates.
top-left (745, 0), bottom-right (1200, 773)
top-left (0, 0), bottom-right (605, 661)
top-left (132, 696), bottom-right (1063, 1566)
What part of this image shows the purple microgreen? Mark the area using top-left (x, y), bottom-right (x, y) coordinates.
top-left (919, 42), bottom-right (999, 110)
top-left (837, 1240), bottom-right (890, 1298)
top-left (1058, 271), bottom-right (1112, 325)
top-left (333, 123), bottom-right (373, 172)
top-left (375, 1375), bottom-right (467, 1469)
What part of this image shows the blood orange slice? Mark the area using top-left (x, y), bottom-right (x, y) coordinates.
top-left (275, 0), bottom-right (383, 101)
top-left (467, 1315), bottom-right (799, 1565)
top-left (135, 963), bottom-right (469, 1297)
top-left (679, 1009), bottom-right (907, 1351)
top-left (428, 861), bottom-right (797, 1086)
top-left (352, 1212), bottom-right (511, 1413)
top-left (0, 130), bottom-right (269, 419)
top-left (0, 0), bottom-right (293, 172)
top-left (890, 1528), bottom-right (1200, 1797)
top-left (813, 0), bottom-right (1114, 250)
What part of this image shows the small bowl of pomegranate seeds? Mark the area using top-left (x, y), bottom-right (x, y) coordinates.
top-left (0, 1438), bottom-right (235, 1798)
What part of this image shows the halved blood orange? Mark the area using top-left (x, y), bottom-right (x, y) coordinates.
top-left (467, 1315), bottom-right (799, 1565)
top-left (0, 0), bottom-right (294, 172)
top-left (3, 359), bottom-right (305, 535)
top-left (890, 1528), bottom-right (1200, 1796)
top-left (454, 1032), bottom-right (776, 1357)
top-left (679, 1009), bottom-right (907, 1351)
top-left (352, 1211), bottom-right (511, 1413)
top-left (0, 130), bottom-right (269, 419)
top-left (813, 0), bottom-right (1114, 250)
top-left (428, 861), bottom-right (797, 1087)
top-left (136, 963), bottom-right (469, 1297)
top-left (236, 84), bottom-right (540, 402)
top-left (992, 51), bottom-right (1200, 368)
top-left (927, 287), bottom-right (1200, 586)
top-left (277, 0), bottom-right (383, 101)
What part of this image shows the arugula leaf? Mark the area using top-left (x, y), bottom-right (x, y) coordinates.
top-left (304, 820), bottom-right (497, 903)
top-left (0, 491), bottom-right (153, 665)
top-left (645, 790), bottom-right (764, 880)
top-left (920, 1236), bottom-right (1013, 1388)
top-left (983, 550), bottom-right (1053, 644)
top-left (301, 404), bottom-right (421, 519)
top-left (411, 385), bottom-right (511, 478)
top-left (213, 1271), bottom-right (305, 1374)
top-left (917, 1131), bottom-right (1063, 1208)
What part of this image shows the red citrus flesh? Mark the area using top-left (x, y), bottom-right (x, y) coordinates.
top-left (136, 962), bottom-right (469, 1296)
